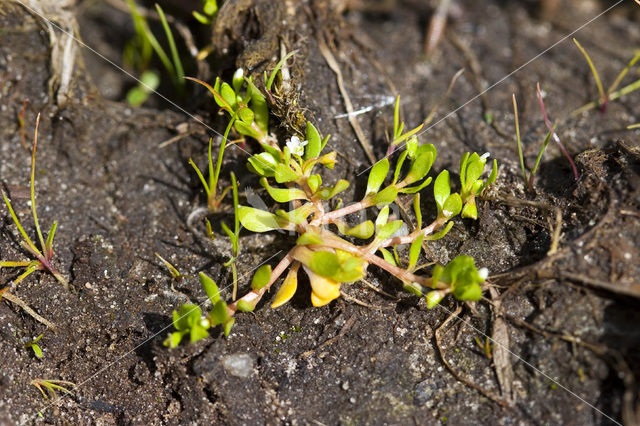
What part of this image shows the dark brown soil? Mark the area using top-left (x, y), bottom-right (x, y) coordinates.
top-left (1, 0), bottom-right (639, 424)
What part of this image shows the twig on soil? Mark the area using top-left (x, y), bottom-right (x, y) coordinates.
top-left (435, 304), bottom-right (508, 407)
top-left (299, 315), bottom-right (357, 359)
top-left (339, 290), bottom-right (381, 310)
top-left (359, 278), bottom-right (397, 300)
top-left (1, 291), bottom-right (55, 330)
top-left (317, 33), bottom-right (376, 164)
top-left (489, 287), bottom-right (515, 405)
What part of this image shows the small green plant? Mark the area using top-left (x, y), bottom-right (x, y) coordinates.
top-left (536, 83), bottom-right (578, 181)
top-left (124, 1), bottom-right (186, 105)
top-left (0, 114), bottom-right (68, 289)
top-left (192, 0), bottom-right (220, 24)
top-left (164, 272), bottom-right (233, 347)
top-left (187, 69), bottom-right (270, 212)
top-left (24, 334), bottom-right (44, 359)
top-left (30, 378), bottom-right (75, 399)
top-left (512, 93), bottom-right (553, 191)
top-left (571, 39), bottom-right (640, 116)
top-left (165, 74), bottom-right (497, 345)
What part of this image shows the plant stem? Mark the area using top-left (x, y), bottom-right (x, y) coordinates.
top-left (226, 248), bottom-right (296, 316)
top-left (512, 94), bottom-right (528, 187)
top-left (209, 118), bottom-right (235, 211)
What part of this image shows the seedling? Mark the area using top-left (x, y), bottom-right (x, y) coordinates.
top-left (186, 69), bottom-right (270, 211)
top-left (512, 93), bottom-right (553, 191)
top-left (124, 1), bottom-right (186, 105)
top-left (0, 114), bottom-right (68, 289)
top-left (192, 0), bottom-right (219, 25)
top-left (536, 83), bottom-right (578, 181)
top-left (30, 378), bottom-right (74, 400)
top-left (164, 272), bottom-right (232, 347)
top-left (571, 39), bottom-right (640, 116)
top-left (165, 82), bottom-right (497, 345)
top-left (24, 334), bottom-right (44, 359)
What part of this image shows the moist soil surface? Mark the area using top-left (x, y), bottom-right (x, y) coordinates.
top-left (1, 0), bottom-right (640, 424)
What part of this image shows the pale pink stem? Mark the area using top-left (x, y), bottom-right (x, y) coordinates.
top-left (226, 248), bottom-right (296, 316)
top-left (536, 82), bottom-right (579, 180)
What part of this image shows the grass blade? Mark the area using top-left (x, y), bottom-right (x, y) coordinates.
top-left (155, 4), bottom-right (185, 87)
top-left (266, 50), bottom-right (297, 91)
top-left (30, 114), bottom-right (46, 252)
top-left (607, 50), bottom-right (640, 95)
top-left (2, 191), bottom-right (41, 256)
top-left (536, 83), bottom-right (578, 180)
top-left (573, 38), bottom-right (605, 105)
top-left (512, 94), bottom-right (527, 186)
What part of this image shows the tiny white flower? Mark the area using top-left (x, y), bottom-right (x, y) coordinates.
top-left (478, 267), bottom-right (489, 280)
top-left (286, 135), bottom-right (308, 156)
top-left (479, 152), bottom-right (491, 162)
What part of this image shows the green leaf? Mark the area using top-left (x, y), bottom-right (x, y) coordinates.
top-left (316, 151), bottom-right (337, 170)
top-left (238, 106), bottom-right (254, 124)
top-left (276, 203), bottom-right (315, 225)
top-left (481, 159), bottom-right (498, 192)
top-left (434, 170), bottom-right (450, 211)
top-left (223, 318), bottom-right (235, 337)
top-left (375, 206), bottom-right (390, 229)
top-left (378, 248), bottom-right (397, 266)
top-left (453, 283), bottom-right (482, 301)
top-left (164, 331), bottom-right (185, 348)
top-left (219, 82), bottom-right (237, 109)
top-left (461, 201), bottom-right (477, 220)
top-left (392, 151), bottom-right (409, 184)
top-left (174, 305), bottom-right (202, 331)
top-left (260, 178), bottom-right (308, 203)
top-left (199, 272), bottom-right (220, 304)
top-left (190, 324), bottom-right (209, 343)
top-left (371, 185), bottom-right (398, 206)
top-left (440, 256), bottom-right (485, 302)
top-left (210, 300), bottom-right (228, 326)
top-left (237, 300), bottom-right (255, 312)
top-left (232, 68), bottom-right (244, 92)
top-left (297, 231), bottom-right (323, 245)
top-left (234, 120), bottom-right (261, 140)
top-left (399, 176), bottom-right (432, 194)
top-left (238, 206), bottom-right (289, 232)
top-left (339, 220), bottom-right (374, 239)
top-left (247, 152), bottom-right (277, 177)
top-left (304, 122), bottom-right (322, 160)
top-left (426, 221), bottom-right (454, 240)
top-left (403, 152), bottom-right (434, 184)
top-left (31, 344), bottom-right (43, 359)
top-left (275, 164), bottom-right (299, 183)
top-left (464, 156), bottom-right (484, 187)
top-left (309, 251), bottom-right (340, 278)
top-left (317, 179), bottom-right (349, 200)
top-left (377, 220), bottom-right (403, 240)
top-left (307, 175), bottom-right (322, 193)
top-left (246, 77), bottom-right (269, 134)
top-left (413, 143), bottom-right (437, 161)
top-left (413, 193), bottom-right (422, 230)
top-left (442, 193), bottom-right (462, 219)
top-left (408, 234), bottom-right (423, 270)
top-left (459, 152), bottom-right (470, 186)
top-left (366, 158), bottom-right (390, 195)
top-left (403, 281), bottom-right (424, 297)
top-left (431, 264), bottom-right (444, 289)
top-left (251, 265), bottom-right (272, 290)
top-left (426, 290), bottom-right (445, 309)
